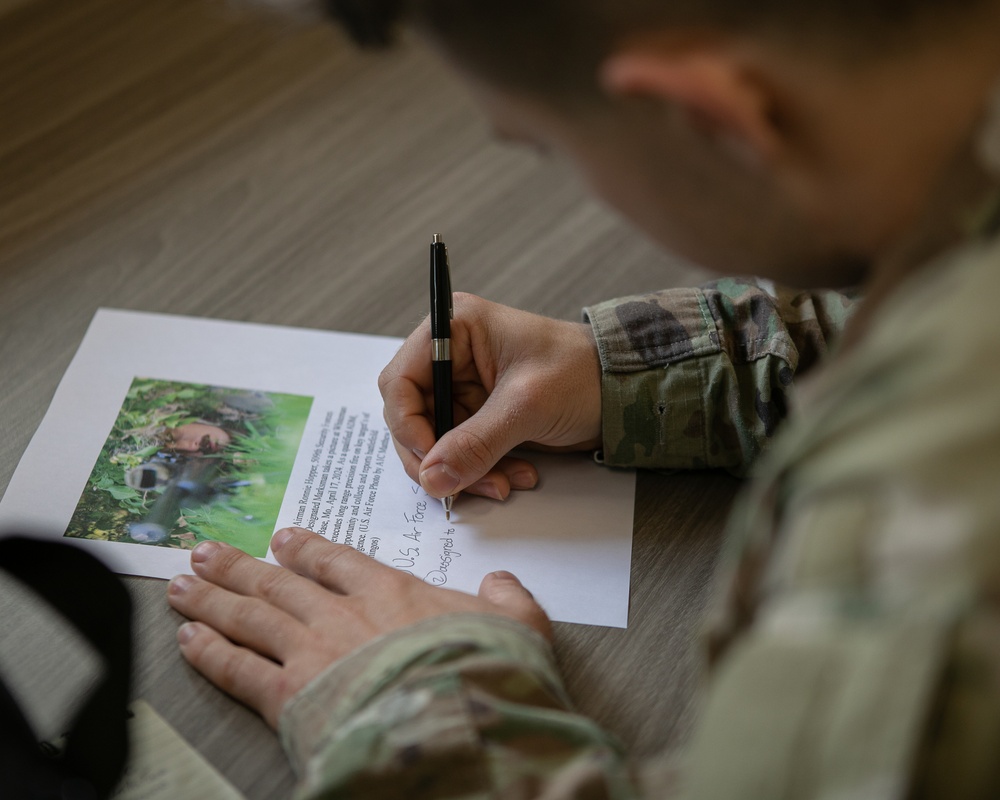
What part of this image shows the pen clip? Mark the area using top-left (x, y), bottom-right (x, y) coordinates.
top-left (446, 258), bottom-right (454, 319)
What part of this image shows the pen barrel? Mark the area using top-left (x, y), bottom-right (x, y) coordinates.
top-left (433, 358), bottom-right (453, 440)
top-left (430, 242), bottom-right (451, 339)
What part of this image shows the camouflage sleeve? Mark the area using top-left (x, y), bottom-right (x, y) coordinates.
top-left (583, 278), bottom-right (857, 475)
top-left (279, 614), bottom-right (661, 800)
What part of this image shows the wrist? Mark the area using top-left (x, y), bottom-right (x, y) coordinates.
top-left (569, 320), bottom-right (603, 448)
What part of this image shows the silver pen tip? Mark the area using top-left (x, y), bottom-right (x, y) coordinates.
top-left (442, 495), bottom-right (454, 519)
top-left (433, 233), bottom-right (442, 244)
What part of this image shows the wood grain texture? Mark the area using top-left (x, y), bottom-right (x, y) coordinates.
top-left (0, 1), bottom-right (738, 795)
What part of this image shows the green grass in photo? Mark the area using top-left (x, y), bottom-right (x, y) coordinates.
top-left (66, 378), bottom-right (313, 557)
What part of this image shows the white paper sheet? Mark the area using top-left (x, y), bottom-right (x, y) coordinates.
top-left (111, 700), bottom-right (244, 800)
top-left (0, 310), bottom-right (634, 627)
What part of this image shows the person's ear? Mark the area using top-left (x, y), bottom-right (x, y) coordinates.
top-left (599, 36), bottom-right (780, 168)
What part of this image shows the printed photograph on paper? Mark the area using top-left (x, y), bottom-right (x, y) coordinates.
top-left (65, 377), bottom-right (312, 556)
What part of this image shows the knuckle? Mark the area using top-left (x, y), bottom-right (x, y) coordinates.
top-left (452, 291), bottom-right (479, 311)
top-left (217, 647), bottom-right (249, 689)
top-left (185, 581), bottom-right (221, 614)
top-left (246, 603), bottom-right (290, 649)
top-left (255, 566), bottom-right (293, 603)
top-left (377, 362), bottom-right (396, 394)
top-left (452, 428), bottom-right (498, 475)
top-left (314, 542), bottom-right (355, 578)
top-left (205, 544), bottom-right (243, 580)
top-left (281, 527), bottom-right (315, 559)
top-left (395, 418), bottom-right (426, 451)
top-left (182, 625), bottom-right (211, 661)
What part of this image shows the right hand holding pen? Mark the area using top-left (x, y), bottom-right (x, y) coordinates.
top-left (379, 293), bottom-right (603, 501)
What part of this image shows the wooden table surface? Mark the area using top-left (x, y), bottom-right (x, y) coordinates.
top-left (0, 2), bottom-right (740, 796)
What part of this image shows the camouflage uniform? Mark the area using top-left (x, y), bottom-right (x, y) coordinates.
top-left (586, 279), bottom-right (857, 475)
top-left (279, 113), bottom-right (1000, 800)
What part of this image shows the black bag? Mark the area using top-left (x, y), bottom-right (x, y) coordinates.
top-left (0, 536), bottom-right (132, 799)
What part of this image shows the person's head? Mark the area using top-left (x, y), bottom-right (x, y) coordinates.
top-left (281, 1), bottom-right (1000, 285)
top-left (163, 422), bottom-right (232, 454)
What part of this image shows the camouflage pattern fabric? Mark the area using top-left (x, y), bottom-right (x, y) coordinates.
top-left (280, 616), bottom-right (640, 799)
top-left (693, 226), bottom-right (1000, 799)
top-left (584, 279), bottom-right (857, 475)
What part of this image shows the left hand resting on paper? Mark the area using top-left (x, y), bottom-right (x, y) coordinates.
top-left (167, 527), bottom-right (551, 728)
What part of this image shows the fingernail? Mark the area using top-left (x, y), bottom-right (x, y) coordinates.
top-left (191, 541), bottom-right (222, 563)
top-left (489, 571), bottom-right (532, 598)
top-left (177, 623), bottom-right (199, 645)
top-left (420, 462), bottom-right (461, 496)
top-left (412, 448), bottom-right (426, 460)
top-left (271, 528), bottom-right (294, 551)
top-left (168, 574), bottom-right (194, 595)
top-left (510, 470), bottom-right (538, 490)
top-left (469, 479), bottom-right (505, 501)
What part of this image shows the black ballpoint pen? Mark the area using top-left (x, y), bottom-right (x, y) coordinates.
top-left (430, 233), bottom-right (455, 519)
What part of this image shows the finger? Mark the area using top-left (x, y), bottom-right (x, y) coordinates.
top-left (379, 323), bottom-right (437, 460)
top-left (168, 573), bottom-right (305, 662)
top-left (176, 621), bottom-right (286, 728)
top-left (419, 389), bottom-right (536, 498)
top-left (387, 422), bottom-right (425, 486)
top-left (382, 375), bottom-right (436, 464)
top-left (494, 454), bottom-right (539, 490)
top-left (466, 474), bottom-right (509, 501)
top-left (187, 540), bottom-right (328, 621)
top-left (270, 527), bottom-right (387, 595)
top-left (464, 457), bottom-right (535, 501)
top-left (478, 571), bottom-right (553, 640)
top-left (390, 421), bottom-right (538, 500)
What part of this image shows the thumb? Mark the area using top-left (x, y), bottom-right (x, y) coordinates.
top-left (419, 392), bottom-right (531, 497)
top-left (478, 571), bottom-right (552, 640)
